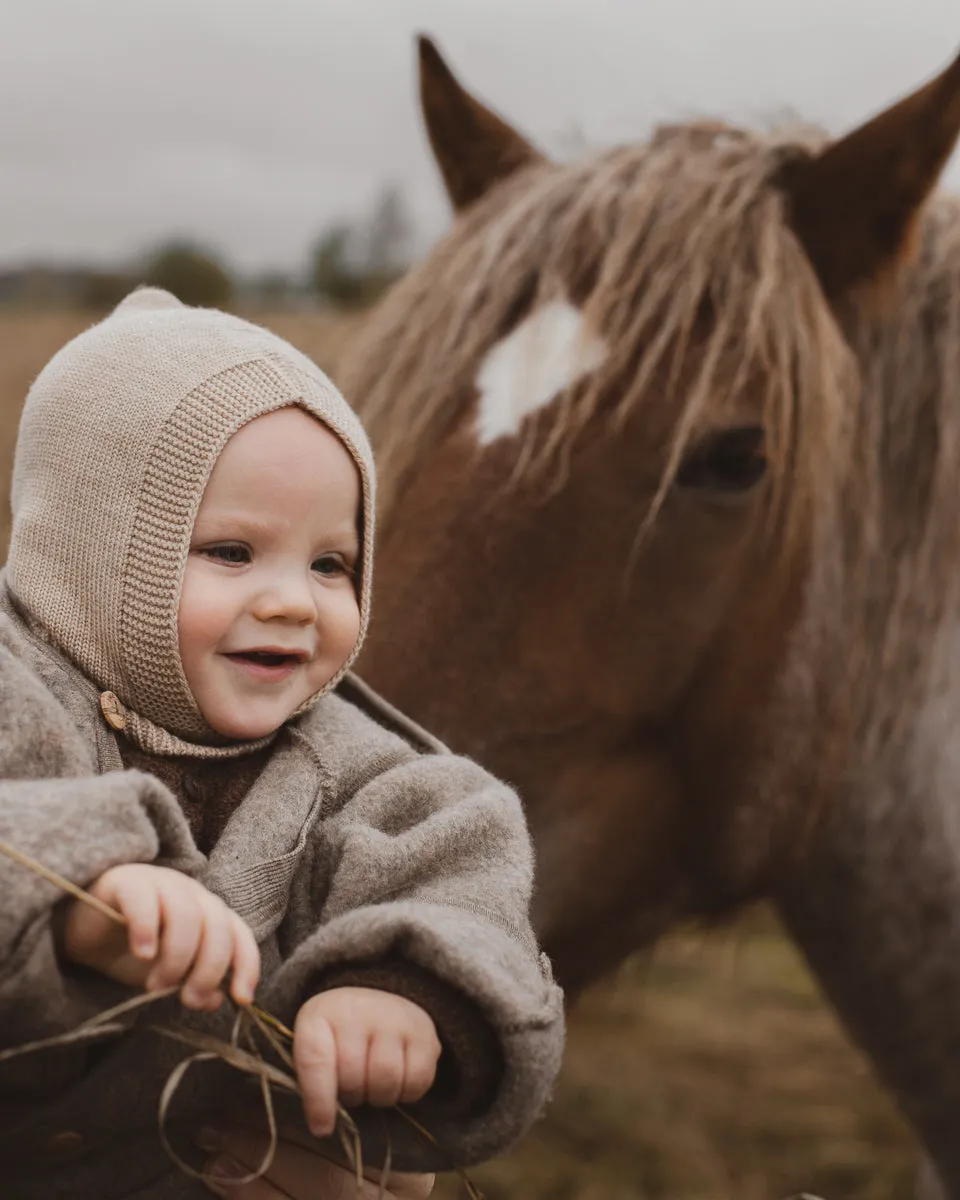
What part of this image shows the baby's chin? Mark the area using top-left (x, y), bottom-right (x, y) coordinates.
top-left (202, 704), bottom-right (300, 742)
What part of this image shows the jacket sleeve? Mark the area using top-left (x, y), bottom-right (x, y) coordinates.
top-left (261, 701), bottom-right (565, 1172)
top-left (0, 644), bottom-right (202, 1048)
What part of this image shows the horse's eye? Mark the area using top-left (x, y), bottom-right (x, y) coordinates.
top-left (676, 426), bottom-right (767, 492)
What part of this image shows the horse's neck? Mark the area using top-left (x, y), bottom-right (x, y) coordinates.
top-left (776, 622), bottom-right (960, 1197)
top-left (829, 198), bottom-right (960, 765)
top-left (777, 259), bottom-right (960, 1190)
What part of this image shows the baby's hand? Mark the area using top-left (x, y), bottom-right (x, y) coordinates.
top-left (294, 987), bottom-right (442, 1136)
top-left (59, 863), bottom-right (260, 1010)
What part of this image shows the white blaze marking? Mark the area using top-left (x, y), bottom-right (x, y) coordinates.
top-left (473, 300), bottom-right (608, 446)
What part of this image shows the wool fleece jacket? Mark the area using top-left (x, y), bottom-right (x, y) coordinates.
top-left (0, 590), bottom-right (565, 1199)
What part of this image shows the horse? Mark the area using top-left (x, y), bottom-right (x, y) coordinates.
top-left (338, 36), bottom-right (960, 1197)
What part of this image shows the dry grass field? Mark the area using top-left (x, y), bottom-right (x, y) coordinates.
top-left (0, 310), bottom-right (918, 1199)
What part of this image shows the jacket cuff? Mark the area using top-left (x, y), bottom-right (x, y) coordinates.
top-left (308, 957), bottom-right (503, 1121)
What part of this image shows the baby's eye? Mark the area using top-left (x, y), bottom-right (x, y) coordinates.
top-left (202, 543), bottom-right (251, 565)
top-left (312, 554), bottom-right (352, 578)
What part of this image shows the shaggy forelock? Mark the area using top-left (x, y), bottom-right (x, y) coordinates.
top-left (342, 117), bottom-right (960, 755)
top-left (344, 120), bottom-right (856, 551)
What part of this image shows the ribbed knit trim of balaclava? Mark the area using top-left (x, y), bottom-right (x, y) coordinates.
top-left (6, 287), bottom-right (375, 757)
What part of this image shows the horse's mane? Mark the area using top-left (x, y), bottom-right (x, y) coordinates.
top-left (342, 117), bottom-right (960, 752)
top-left (340, 110), bottom-right (960, 798)
top-left (342, 121), bottom-right (859, 549)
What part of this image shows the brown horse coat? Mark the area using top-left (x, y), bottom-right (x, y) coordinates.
top-left (343, 36), bottom-right (960, 1199)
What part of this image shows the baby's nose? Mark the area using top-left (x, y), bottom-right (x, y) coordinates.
top-left (253, 576), bottom-right (318, 623)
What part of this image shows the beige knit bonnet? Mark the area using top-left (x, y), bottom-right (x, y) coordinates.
top-left (6, 287), bottom-right (375, 756)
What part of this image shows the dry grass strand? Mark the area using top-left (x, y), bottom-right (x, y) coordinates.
top-left (0, 836), bottom-right (484, 1198)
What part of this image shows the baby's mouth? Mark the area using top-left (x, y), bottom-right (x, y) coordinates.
top-left (228, 651), bottom-right (300, 667)
top-left (222, 650), bottom-right (308, 678)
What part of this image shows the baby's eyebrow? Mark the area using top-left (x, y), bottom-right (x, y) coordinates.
top-left (193, 511), bottom-right (360, 548)
top-left (331, 518), bottom-right (361, 546)
top-left (191, 512), bottom-right (275, 539)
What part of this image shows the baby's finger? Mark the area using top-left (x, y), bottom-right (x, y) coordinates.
top-left (331, 1028), bottom-right (368, 1109)
top-left (400, 1037), bottom-right (440, 1105)
top-left (107, 873), bottom-right (161, 961)
top-left (366, 1035), bottom-right (405, 1108)
top-left (146, 882), bottom-right (203, 991)
top-left (227, 915), bottom-right (260, 1007)
top-left (181, 897), bottom-right (235, 1010)
top-left (293, 1011), bottom-right (339, 1138)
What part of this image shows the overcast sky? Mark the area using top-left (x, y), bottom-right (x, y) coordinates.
top-left (2, 0), bottom-right (959, 275)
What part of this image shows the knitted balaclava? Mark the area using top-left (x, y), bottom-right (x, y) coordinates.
top-left (7, 287), bottom-right (375, 756)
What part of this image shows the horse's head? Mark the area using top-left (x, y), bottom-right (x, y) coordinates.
top-left (345, 39), bottom-right (960, 988)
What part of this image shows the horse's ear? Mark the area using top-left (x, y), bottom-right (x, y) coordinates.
top-left (417, 34), bottom-right (543, 212)
top-left (780, 47), bottom-right (960, 299)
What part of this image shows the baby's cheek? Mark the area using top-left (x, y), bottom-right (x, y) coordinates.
top-left (335, 594), bottom-right (362, 654)
top-left (178, 564), bottom-right (231, 675)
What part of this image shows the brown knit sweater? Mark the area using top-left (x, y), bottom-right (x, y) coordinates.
top-left (118, 743), bottom-right (272, 855)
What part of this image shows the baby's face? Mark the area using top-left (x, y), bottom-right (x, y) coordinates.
top-left (178, 407), bottom-right (362, 740)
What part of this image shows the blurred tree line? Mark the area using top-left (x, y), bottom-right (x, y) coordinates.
top-left (0, 184), bottom-right (413, 312)
top-left (308, 184), bottom-right (410, 307)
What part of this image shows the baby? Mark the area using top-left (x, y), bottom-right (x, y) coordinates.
top-left (0, 288), bottom-right (563, 1198)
